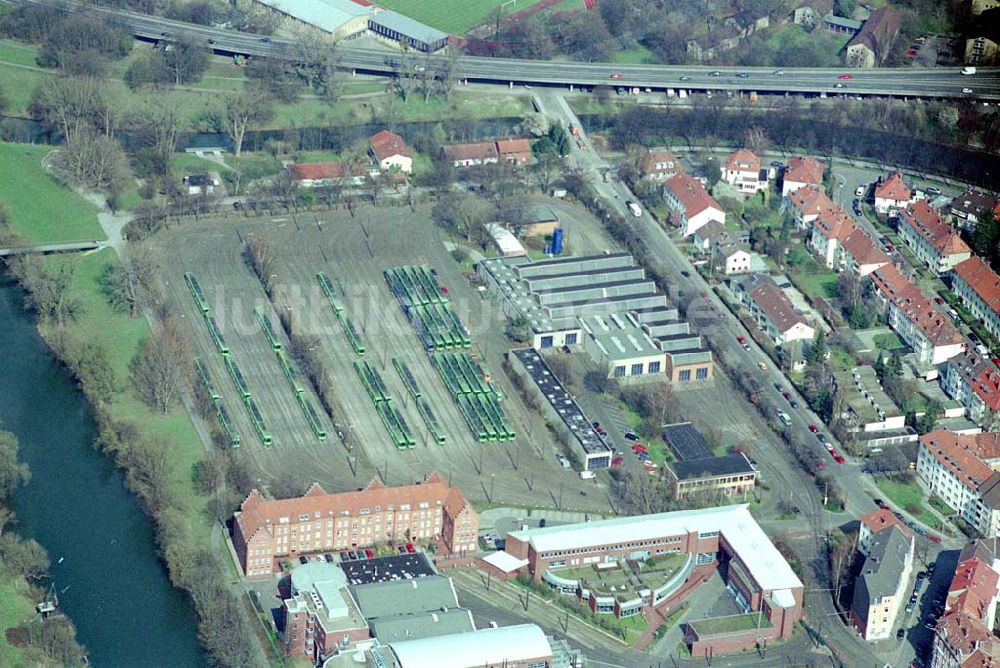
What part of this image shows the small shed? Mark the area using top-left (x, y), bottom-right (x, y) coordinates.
top-left (486, 224), bottom-right (526, 257)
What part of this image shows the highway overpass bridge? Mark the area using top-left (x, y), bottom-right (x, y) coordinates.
top-left (12, 0), bottom-right (1000, 101)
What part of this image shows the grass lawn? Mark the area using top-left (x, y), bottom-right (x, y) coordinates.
top-left (929, 495), bottom-right (955, 517)
top-left (794, 270), bottom-right (839, 300)
top-left (690, 613), bottom-right (771, 636)
top-left (373, 0), bottom-right (553, 34)
top-left (0, 38), bottom-right (40, 66)
top-left (830, 346), bottom-right (856, 372)
top-left (0, 61), bottom-right (53, 114)
top-left (171, 153), bottom-right (230, 176)
top-left (873, 332), bottom-right (904, 350)
top-left (0, 569), bottom-right (36, 668)
top-left (875, 477), bottom-right (943, 530)
top-left (0, 143), bottom-right (104, 244)
top-left (610, 44), bottom-right (655, 65)
top-left (41, 249), bottom-right (212, 550)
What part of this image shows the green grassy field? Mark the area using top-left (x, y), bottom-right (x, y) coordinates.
top-left (875, 478), bottom-right (944, 530)
top-left (373, 0), bottom-right (551, 34)
top-left (0, 39), bottom-right (39, 66)
top-left (0, 568), bottom-right (36, 668)
top-left (0, 143), bottom-right (104, 244)
top-left (42, 249), bottom-right (212, 549)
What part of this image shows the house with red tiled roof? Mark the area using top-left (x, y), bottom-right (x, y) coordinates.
top-left (781, 156), bottom-right (825, 197)
top-left (663, 172), bottom-right (726, 236)
top-left (287, 161), bottom-right (368, 187)
top-left (788, 185), bottom-right (835, 230)
top-left (932, 538), bottom-right (1000, 668)
top-left (720, 149), bottom-right (765, 196)
top-left (368, 130), bottom-right (412, 173)
top-left (637, 148), bottom-right (681, 181)
top-left (954, 256), bottom-right (1000, 340)
top-left (858, 508), bottom-right (911, 555)
top-left (496, 138), bottom-right (532, 166)
top-left (838, 228), bottom-right (890, 276)
top-left (897, 200), bottom-right (972, 274)
top-left (846, 6), bottom-right (903, 68)
top-left (441, 142), bottom-right (499, 167)
top-left (809, 204), bottom-right (857, 267)
top-left (232, 473), bottom-right (479, 578)
top-left (732, 274), bottom-right (815, 346)
top-left (943, 350), bottom-right (1000, 432)
top-left (870, 264), bottom-right (965, 365)
top-left (874, 171), bottom-right (913, 215)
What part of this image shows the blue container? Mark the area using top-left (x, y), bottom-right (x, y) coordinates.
top-left (551, 227), bottom-right (564, 255)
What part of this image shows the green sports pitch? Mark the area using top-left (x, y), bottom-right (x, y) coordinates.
top-left (374, 0), bottom-right (549, 35)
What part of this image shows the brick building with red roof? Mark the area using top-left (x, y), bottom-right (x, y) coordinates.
top-left (917, 430), bottom-right (1000, 537)
top-left (932, 538), bottom-right (1000, 667)
top-left (663, 172), bottom-right (726, 236)
top-left (954, 256), bottom-right (1000, 341)
top-left (943, 350), bottom-right (1000, 432)
top-left (287, 161), bottom-right (368, 187)
top-left (874, 171), bottom-right (912, 214)
top-left (232, 473), bottom-right (479, 578)
top-left (781, 156), bottom-right (825, 197)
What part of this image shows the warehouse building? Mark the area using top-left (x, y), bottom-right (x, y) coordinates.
top-left (368, 9), bottom-right (449, 52)
top-left (479, 253), bottom-right (712, 382)
top-left (253, 0), bottom-right (372, 39)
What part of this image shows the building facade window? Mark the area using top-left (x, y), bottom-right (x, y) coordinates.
top-left (565, 332), bottom-right (578, 345)
top-left (614, 365), bottom-right (626, 377)
top-left (631, 363), bottom-right (644, 376)
top-left (540, 335), bottom-right (553, 348)
top-left (679, 370), bottom-right (691, 382)
top-left (648, 361), bottom-right (661, 374)
top-left (696, 367), bottom-right (709, 380)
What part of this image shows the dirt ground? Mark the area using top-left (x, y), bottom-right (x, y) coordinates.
top-left (152, 201), bottom-right (615, 510)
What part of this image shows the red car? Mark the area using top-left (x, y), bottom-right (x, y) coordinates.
top-left (440, 285), bottom-right (449, 296)
top-left (808, 424), bottom-right (819, 433)
top-left (837, 74), bottom-right (853, 80)
top-left (782, 391), bottom-right (792, 401)
top-left (365, 548), bottom-right (374, 559)
top-left (610, 73), bottom-right (623, 79)
top-left (934, 296), bottom-right (945, 305)
top-left (631, 444), bottom-right (648, 453)
top-left (611, 456), bottom-right (624, 468)
top-left (406, 543), bottom-right (416, 554)
top-left (816, 459), bottom-right (825, 471)
top-left (833, 454), bottom-right (846, 464)
top-left (928, 534), bottom-right (942, 544)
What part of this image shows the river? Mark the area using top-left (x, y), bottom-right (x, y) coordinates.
top-left (0, 276), bottom-right (204, 667)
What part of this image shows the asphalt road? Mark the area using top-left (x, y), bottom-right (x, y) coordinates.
top-left (14, 0), bottom-right (1000, 100)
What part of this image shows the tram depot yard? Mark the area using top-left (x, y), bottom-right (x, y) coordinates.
top-left (151, 205), bottom-right (591, 506)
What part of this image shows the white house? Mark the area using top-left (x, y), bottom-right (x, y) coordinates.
top-left (663, 173), bottom-right (725, 236)
top-left (369, 130), bottom-right (413, 174)
top-left (873, 171), bottom-right (912, 215)
top-left (692, 221), bottom-right (751, 275)
top-left (720, 149), bottom-right (764, 196)
top-left (809, 205), bottom-right (856, 268)
top-left (896, 200), bottom-right (971, 275)
top-left (733, 275), bottom-right (815, 346)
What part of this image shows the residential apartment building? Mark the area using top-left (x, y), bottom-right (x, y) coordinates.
top-left (720, 149), bottom-right (764, 196)
top-left (917, 430), bottom-right (1000, 538)
top-left (368, 130), bottom-right (413, 174)
top-left (781, 156), bottom-right (825, 197)
top-left (859, 508), bottom-right (911, 556)
top-left (870, 264), bottom-right (966, 365)
top-left (931, 538), bottom-right (1000, 668)
top-left (788, 185), bottom-right (835, 230)
top-left (691, 220), bottom-right (751, 275)
top-left (809, 205), bottom-right (857, 268)
top-left (733, 275), bottom-right (815, 346)
top-left (943, 351), bottom-right (1000, 431)
top-left (896, 200), bottom-right (972, 274)
top-left (953, 256), bottom-right (1000, 340)
top-left (664, 173), bottom-right (726, 236)
top-left (950, 188), bottom-right (1000, 232)
top-left (838, 228), bottom-right (890, 276)
top-left (846, 7), bottom-right (903, 68)
top-left (874, 172), bottom-right (913, 215)
top-left (850, 524), bottom-right (914, 640)
top-left (638, 149), bottom-right (681, 181)
top-left (232, 474), bottom-right (479, 578)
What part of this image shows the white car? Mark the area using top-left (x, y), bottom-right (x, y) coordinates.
top-left (962, 88), bottom-right (973, 94)
top-left (626, 201), bottom-right (642, 218)
top-left (855, 185), bottom-right (865, 197)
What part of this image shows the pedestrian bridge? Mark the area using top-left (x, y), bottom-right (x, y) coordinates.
top-left (0, 241), bottom-right (101, 257)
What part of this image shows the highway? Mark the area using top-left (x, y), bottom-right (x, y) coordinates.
top-left (13, 0), bottom-right (1000, 101)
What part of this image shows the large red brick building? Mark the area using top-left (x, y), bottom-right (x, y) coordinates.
top-left (232, 473), bottom-right (479, 578)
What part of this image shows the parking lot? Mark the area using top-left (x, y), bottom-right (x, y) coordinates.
top-left (153, 206), bottom-right (608, 507)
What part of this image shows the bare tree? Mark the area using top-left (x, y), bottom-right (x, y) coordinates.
top-left (743, 125), bottom-right (768, 156)
top-left (101, 241), bottom-right (161, 317)
top-left (244, 235), bottom-right (279, 296)
top-left (218, 88), bottom-right (274, 158)
top-left (129, 318), bottom-right (192, 414)
top-left (430, 192), bottom-right (496, 242)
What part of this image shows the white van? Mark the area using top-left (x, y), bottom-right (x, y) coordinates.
top-left (626, 201), bottom-right (642, 218)
top-left (580, 470), bottom-right (596, 480)
top-left (962, 67), bottom-right (977, 75)
top-left (778, 412), bottom-right (792, 426)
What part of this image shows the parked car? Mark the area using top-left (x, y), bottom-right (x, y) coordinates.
top-left (897, 628), bottom-right (905, 639)
top-left (556, 453), bottom-right (570, 468)
top-left (406, 543), bottom-right (416, 554)
top-left (782, 391), bottom-right (793, 401)
top-left (681, 270), bottom-right (691, 277)
top-left (631, 443), bottom-right (648, 453)
top-left (855, 185), bottom-right (866, 197)
top-left (398, 545), bottom-right (408, 554)
top-left (624, 431), bottom-right (639, 441)
top-left (874, 498), bottom-right (885, 507)
top-left (365, 548), bottom-right (374, 559)
top-left (790, 399), bottom-right (799, 409)
top-left (611, 456), bottom-right (624, 467)
top-left (934, 296), bottom-right (945, 305)
top-left (928, 534), bottom-right (942, 544)
top-left (737, 335), bottom-right (750, 350)
top-left (299, 555), bottom-right (309, 564)
top-left (324, 553), bottom-right (334, 563)
top-left (347, 551), bottom-right (357, 560)
top-left (808, 424), bottom-right (819, 433)
top-left (340, 551), bottom-right (350, 561)
top-left (817, 434), bottom-right (828, 444)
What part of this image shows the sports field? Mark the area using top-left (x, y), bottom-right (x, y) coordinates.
top-left (374, 0), bottom-right (549, 35)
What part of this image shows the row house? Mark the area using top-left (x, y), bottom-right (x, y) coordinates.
top-left (287, 161), bottom-right (369, 188)
top-left (638, 148), bottom-right (682, 181)
top-left (895, 200), bottom-right (971, 274)
top-left (781, 156), bottom-right (825, 197)
top-left (932, 539), bottom-right (1000, 668)
top-left (850, 524), bottom-right (914, 641)
top-left (232, 473), bottom-right (479, 578)
top-left (953, 256), bottom-right (1000, 341)
top-left (870, 264), bottom-right (966, 365)
top-left (720, 149), bottom-right (766, 196)
top-left (950, 188), bottom-right (1000, 232)
top-left (943, 350), bottom-right (1000, 432)
top-left (441, 139), bottom-right (533, 168)
top-left (664, 172), bottom-right (726, 236)
top-left (917, 430), bottom-right (1000, 538)
top-left (732, 275), bottom-right (815, 346)
top-left (874, 171), bottom-right (913, 215)
top-left (788, 185), bottom-right (835, 230)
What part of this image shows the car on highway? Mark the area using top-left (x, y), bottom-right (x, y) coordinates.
top-left (838, 74), bottom-right (854, 80)
top-left (679, 75), bottom-right (691, 81)
top-left (962, 88), bottom-right (973, 94)
top-left (834, 82), bottom-right (846, 88)
top-left (260, 37), bottom-right (271, 43)
top-left (610, 73), bottom-right (623, 79)
top-left (736, 72), bottom-right (749, 78)
top-left (709, 71), bottom-right (722, 77)
top-left (772, 70), bottom-right (784, 76)
top-left (808, 424), bottom-right (819, 433)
